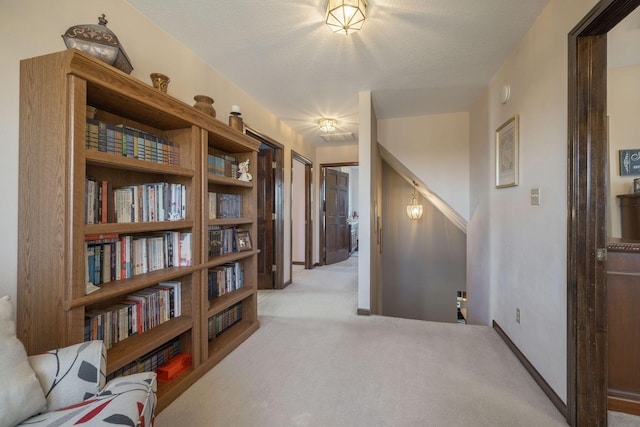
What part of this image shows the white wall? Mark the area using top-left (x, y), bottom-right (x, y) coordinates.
top-left (467, 90), bottom-right (492, 327)
top-left (316, 145), bottom-right (359, 164)
top-left (358, 91), bottom-right (382, 313)
top-left (467, 0), bottom-right (599, 403)
top-left (347, 166), bottom-right (359, 219)
top-left (337, 165), bottom-right (359, 219)
top-left (378, 112), bottom-right (470, 221)
top-left (0, 0), bottom-right (315, 304)
top-left (608, 65), bottom-right (640, 238)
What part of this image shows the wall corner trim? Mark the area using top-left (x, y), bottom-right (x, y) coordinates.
top-left (492, 320), bottom-right (567, 418)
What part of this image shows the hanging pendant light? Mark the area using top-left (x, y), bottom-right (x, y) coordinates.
top-left (325, 0), bottom-right (368, 36)
top-left (406, 181), bottom-right (423, 220)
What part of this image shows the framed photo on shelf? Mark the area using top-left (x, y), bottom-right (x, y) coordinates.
top-left (496, 115), bottom-right (519, 188)
top-left (235, 230), bottom-right (252, 252)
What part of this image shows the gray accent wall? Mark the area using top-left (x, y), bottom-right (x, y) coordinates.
top-left (381, 162), bottom-right (466, 323)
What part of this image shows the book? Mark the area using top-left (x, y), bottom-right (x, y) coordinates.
top-left (179, 233), bottom-right (192, 266)
top-left (86, 119), bottom-right (181, 167)
top-left (85, 177), bottom-right (97, 224)
top-left (159, 281), bottom-right (182, 317)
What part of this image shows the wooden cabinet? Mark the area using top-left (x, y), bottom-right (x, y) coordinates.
top-left (618, 194), bottom-right (640, 240)
top-left (17, 49), bottom-right (259, 412)
top-left (605, 243), bottom-right (640, 415)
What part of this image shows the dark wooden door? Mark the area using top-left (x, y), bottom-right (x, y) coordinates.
top-left (304, 162), bottom-right (313, 270)
top-left (257, 147), bottom-right (274, 289)
top-left (325, 169), bottom-right (349, 265)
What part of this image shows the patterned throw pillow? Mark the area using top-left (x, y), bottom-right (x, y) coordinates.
top-left (28, 340), bottom-right (105, 412)
top-left (0, 295), bottom-right (47, 427)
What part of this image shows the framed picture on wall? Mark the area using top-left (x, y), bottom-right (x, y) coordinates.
top-left (619, 149), bottom-right (640, 176)
top-left (495, 115), bottom-right (519, 188)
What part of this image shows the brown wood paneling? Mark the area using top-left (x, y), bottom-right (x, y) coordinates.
top-left (606, 251), bottom-right (640, 402)
top-left (617, 194), bottom-right (640, 240)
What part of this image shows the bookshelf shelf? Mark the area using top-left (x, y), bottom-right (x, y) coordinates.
top-left (208, 286), bottom-right (255, 316)
top-left (85, 219), bottom-right (195, 235)
top-left (208, 174), bottom-right (254, 187)
top-left (208, 217), bottom-right (254, 227)
top-left (18, 49), bottom-right (259, 413)
top-left (106, 316), bottom-right (193, 374)
top-left (86, 151), bottom-right (195, 177)
top-left (156, 366), bottom-right (196, 411)
top-left (66, 266), bottom-right (199, 310)
top-left (206, 320), bottom-right (259, 368)
top-left (204, 249), bottom-right (260, 268)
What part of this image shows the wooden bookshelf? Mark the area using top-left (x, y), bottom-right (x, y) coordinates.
top-left (17, 49), bottom-right (260, 413)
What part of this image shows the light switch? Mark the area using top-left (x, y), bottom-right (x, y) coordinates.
top-left (531, 188), bottom-right (540, 205)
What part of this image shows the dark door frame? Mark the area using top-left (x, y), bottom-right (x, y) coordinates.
top-left (319, 162), bottom-right (358, 266)
top-left (567, 1), bottom-right (639, 425)
top-left (246, 127), bottom-right (286, 289)
top-left (291, 151), bottom-right (313, 271)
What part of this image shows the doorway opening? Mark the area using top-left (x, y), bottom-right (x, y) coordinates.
top-left (246, 128), bottom-right (285, 289)
top-left (291, 151), bottom-right (313, 271)
top-left (567, 0), bottom-right (640, 425)
top-left (319, 163), bottom-right (359, 266)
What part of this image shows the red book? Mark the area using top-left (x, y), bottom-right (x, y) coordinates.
top-left (157, 353), bottom-right (191, 382)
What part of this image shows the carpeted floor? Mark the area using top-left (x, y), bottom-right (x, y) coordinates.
top-left (156, 257), bottom-right (637, 426)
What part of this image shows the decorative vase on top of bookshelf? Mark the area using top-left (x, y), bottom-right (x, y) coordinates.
top-left (193, 95), bottom-right (216, 118)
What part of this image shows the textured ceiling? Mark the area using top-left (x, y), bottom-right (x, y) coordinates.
top-left (126, 0), bottom-right (553, 145)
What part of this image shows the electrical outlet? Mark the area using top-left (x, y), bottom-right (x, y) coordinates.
top-left (516, 307), bottom-right (521, 324)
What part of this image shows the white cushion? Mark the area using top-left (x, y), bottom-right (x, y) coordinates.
top-left (0, 295), bottom-right (47, 427)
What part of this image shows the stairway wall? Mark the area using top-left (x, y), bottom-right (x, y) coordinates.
top-left (378, 112), bottom-right (470, 222)
top-left (380, 162), bottom-right (466, 323)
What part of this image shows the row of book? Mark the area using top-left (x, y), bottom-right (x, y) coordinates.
top-left (208, 153), bottom-right (238, 178)
top-left (86, 178), bottom-right (186, 225)
top-left (84, 281), bottom-right (182, 349)
top-left (106, 338), bottom-right (181, 382)
top-left (85, 232), bottom-right (192, 288)
top-left (208, 226), bottom-right (241, 257)
top-left (208, 192), bottom-right (242, 219)
top-left (208, 302), bottom-right (242, 341)
top-left (208, 262), bottom-right (244, 302)
top-left (86, 118), bottom-right (180, 166)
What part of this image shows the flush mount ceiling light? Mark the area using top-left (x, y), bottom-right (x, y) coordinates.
top-left (318, 118), bottom-right (337, 133)
top-left (406, 181), bottom-right (424, 220)
top-left (325, 0), bottom-right (367, 36)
